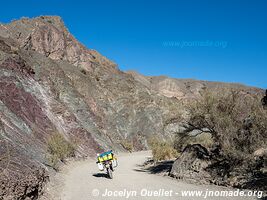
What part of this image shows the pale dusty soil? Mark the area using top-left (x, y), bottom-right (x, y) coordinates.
top-left (41, 151), bottom-right (258, 200)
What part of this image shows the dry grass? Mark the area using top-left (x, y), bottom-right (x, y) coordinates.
top-left (148, 137), bottom-right (179, 162)
top-left (120, 139), bottom-right (133, 152)
top-left (47, 133), bottom-right (76, 169)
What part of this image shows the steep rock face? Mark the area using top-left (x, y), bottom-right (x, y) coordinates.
top-left (0, 16), bottom-right (182, 149)
top-left (0, 16), bottom-right (181, 199)
top-left (0, 16), bottom-right (117, 72)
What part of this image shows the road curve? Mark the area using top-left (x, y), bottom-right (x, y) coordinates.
top-left (47, 151), bottom-right (257, 200)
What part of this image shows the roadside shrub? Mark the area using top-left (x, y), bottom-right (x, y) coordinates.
top-left (174, 132), bottom-right (214, 152)
top-left (172, 89), bottom-right (267, 160)
top-left (120, 140), bottom-right (133, 152)
top-left (149, 137), bottom-right (178, 162)
top-left (47, 133), bottom-right (76, 169)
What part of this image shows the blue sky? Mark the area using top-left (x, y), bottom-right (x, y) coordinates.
top-left (0, 0), bottom-right (266, 88)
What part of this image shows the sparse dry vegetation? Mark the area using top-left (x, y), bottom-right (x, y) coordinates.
top-left (148, 137), bottom-right (178, 162)
top-left (47, 133), bottom-right (76, 169)
top-left (168, 89), bottom-right (267, 190)
top-left (183, 89), bottom-right (266, 159)
top-left (120, 139), bottom-right (133, 152)
top-left (174, 132), bottom-right (214, 152)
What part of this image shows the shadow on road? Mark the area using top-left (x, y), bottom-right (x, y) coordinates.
top-left (134, 160), bottom-right (174, 174)
top-left (92, 173), bottom-right (109, 179)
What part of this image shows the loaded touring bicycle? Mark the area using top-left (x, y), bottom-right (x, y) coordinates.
top-left (96, 150), bottom-right (118, 179)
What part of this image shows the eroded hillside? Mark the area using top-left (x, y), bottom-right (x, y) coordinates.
top-left (0, 16), bottom-right (182, 199)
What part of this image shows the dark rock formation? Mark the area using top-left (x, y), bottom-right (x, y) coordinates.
top-left (170, 144), bottom-right (212, 184)
top-left (0, 140), bottom-right (49, 199)
top-left (170, 144), bottom-right (267, 191)
top-left (261, 90), bottom-right (267, 108)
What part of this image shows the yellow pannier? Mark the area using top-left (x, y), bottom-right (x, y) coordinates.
top-left (97, 150), bottom-right (113, 162)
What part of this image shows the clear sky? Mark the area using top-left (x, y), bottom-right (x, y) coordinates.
top-left (0, 0), bottom-right (266, 88)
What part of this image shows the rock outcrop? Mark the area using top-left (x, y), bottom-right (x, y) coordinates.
top-left (170, 144), bottom-right (267, 191)
top-left (262, 90), bottom-right (267, 108)
top-left (170, 144), bottom-right (212, 184)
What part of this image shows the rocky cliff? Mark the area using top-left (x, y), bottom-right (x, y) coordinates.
top-left (0, 16), bottom-right (262, 199)
top-left (0, 16), bottom-right (181, 199)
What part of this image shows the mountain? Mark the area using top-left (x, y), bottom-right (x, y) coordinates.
top-left (0, 16), bottom-right (262, 199)
top-left (127, 71), bottom-right (260, 99)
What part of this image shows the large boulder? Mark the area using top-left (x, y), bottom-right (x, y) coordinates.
top-left (170, 144), bottom-right (212, 184)
top-left (170, 144), bottom-right (267, 192)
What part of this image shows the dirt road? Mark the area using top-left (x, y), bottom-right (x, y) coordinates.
top-left (44, 151), bottom-right (259, 200)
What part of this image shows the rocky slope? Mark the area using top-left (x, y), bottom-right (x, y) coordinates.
top-left (0, 16), bottom-right (181, 199)
top-left (0, 16), bottom-right (263, 199)
top-left (127, 71), bottom-right (261, 100)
